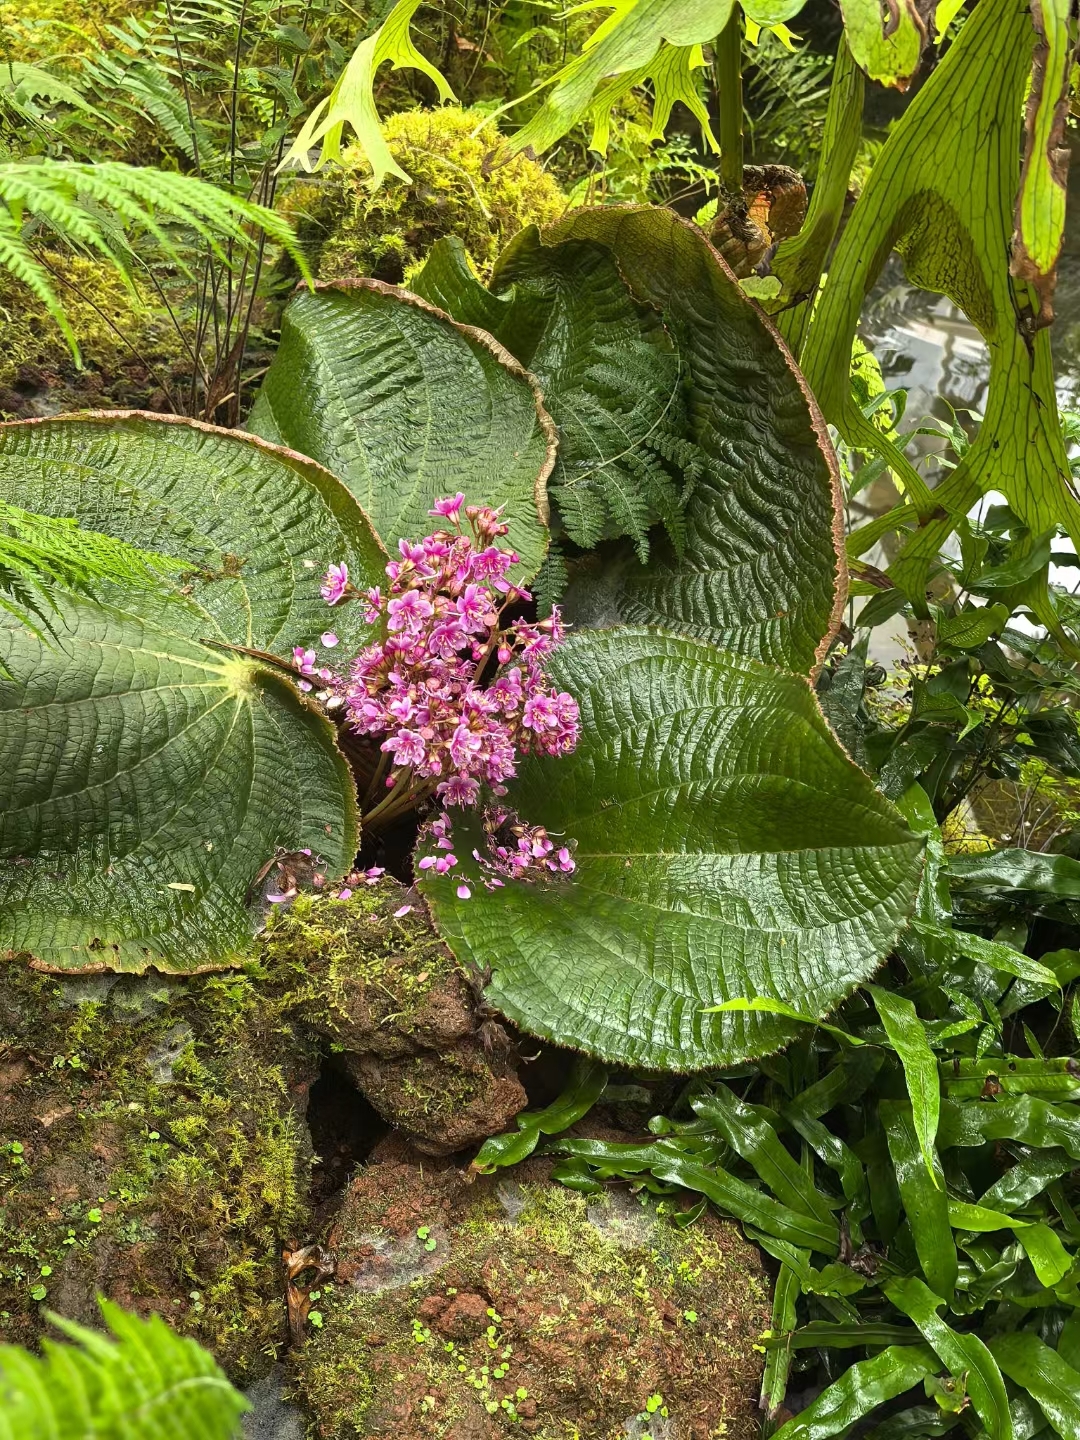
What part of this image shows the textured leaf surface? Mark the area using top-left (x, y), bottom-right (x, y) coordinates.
top-left (248, 280), bottom-right (553, 579)
top-left (536, 209), bottom-right (843, 673)
top-left (0, 414), bottom-right (371, 972)
top-left (416, 228), bottom-right (691, 560)
top-left (421, 628), bottom-right (923, 1069)
top-left (0, 413), bottom-right (387, 655)
top-left (420, 209), bottom-right (844, 674)
top-left (0, 585), bottom-right (358, 973)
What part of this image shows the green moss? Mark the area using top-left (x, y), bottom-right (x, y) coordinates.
top-left (262, 889), bottom-right (455, 1039)
top-left (295, 1168), bottom-right (768, 1438)
top-left (0, 0), bottom-right (147, 59)
top-left (0, 253), bottom-right (185, 417)
top-left (283, 105), bottom-right (567, 284)
top-left (0, 952), bottom-right (317, 1378)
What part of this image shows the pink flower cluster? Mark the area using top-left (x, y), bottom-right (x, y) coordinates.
top-left (417, 809), bottom-right (575, 899)
top-left (324, 496), bottom-right (579, 811)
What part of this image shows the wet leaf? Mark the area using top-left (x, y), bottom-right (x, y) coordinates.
top-left (422, 628), bottom-right (923, 1069)
top-left (869, 985), bottom-right (940, 1182)
top-left (770, 1342), bottom-right (939, 1439)
top-left (886, 1276), bottom-right (1014, 1440)
top-left (989, 1331), bottom-right (1080, 1440)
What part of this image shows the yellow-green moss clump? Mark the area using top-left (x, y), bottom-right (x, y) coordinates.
top-left (0, 885), bottom-right (525, 1376)
top-left (283, 106), bottom-right (567, 284)
top-left (293, 1147), bottom-right (769, 1439)
top-left (0, 0), bottom-right (146, 60)
top-left (0, 954), bottom-right (317, 1378)
top-left (0, 254), bottom-right (185, 419)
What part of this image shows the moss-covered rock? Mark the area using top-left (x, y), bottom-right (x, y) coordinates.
top-left (0, 884), bottom-right (527, 1374)
top-left (0, 956), bottom-right (317, 1378)
top-left (0, 254), bottom-right (185, 420)
top-left (293, 1141), bottom-right (769, 1439)
top-left (283, 106), bottom-right (567, 285)
top-left (266, 892), bottom-right (527, 1155)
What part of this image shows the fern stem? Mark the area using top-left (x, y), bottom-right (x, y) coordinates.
top-left (714, 10), bottom-right (744, 197)
top-left (37, 254), bottom-right (179, 414)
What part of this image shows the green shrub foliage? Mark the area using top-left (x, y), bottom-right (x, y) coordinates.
top-left (0, 205), bottom-right (921, 1068)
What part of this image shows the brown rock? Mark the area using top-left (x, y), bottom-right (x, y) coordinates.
top-left (434, 1291), bottom-right (488, 1341)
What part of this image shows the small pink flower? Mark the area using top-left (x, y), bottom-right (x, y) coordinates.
top-left (383, 728), bottom-right (426, 768)
top-left (334, 887), bottom-right (353, 901)
top-left (430, 492), bottom-right (466, 524)
top-left (321, 563), bottom-right (349, 605)
top-left (387, 591), bottom-right (434, 633)
top-left (293, 646), bottom-right (317, 675)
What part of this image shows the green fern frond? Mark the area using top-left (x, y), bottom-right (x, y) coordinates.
top-left (549, 334), bottom-right (700, 562)
top-left (0, 502), bottom-right (186, 637)
top-left (555, 481), bottom-right (609, 552)
top-left (0, 502), bottom-right (185, 592)
top-left (0, 1298), bottom-right (248, 1440)
top-left (0, 160), bottom-right (311, 362)
top-left (533, 544), bottom-right (570, 618)
top-left (0, 206), bottom-right (80, 358)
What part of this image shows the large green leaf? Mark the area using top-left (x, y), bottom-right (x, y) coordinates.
top-left (768, 37), bottom-right (865, 357)
top-left (0, 413), bottom-right (387, 655)
top-left (801, 0), bottom-right (1076, 606)
top-left (990, 1332), bottom-right (1080, 1440)
top-left (885, 1277), bottom-right (1013, 1440)
top-left (420, 628), bottom-right (923, 1070)
top-left (415, 227), bottom-right (692, 561)
top-left (247, 280), bottom-right (554, 580)
top-left (0, 585), bottom-right (358, 974)
top-left (769, 1344), bottom-right (939, 1440)
top-left (837, 0), bottom-right (927, 88)
top-left (0, 414), bottom-right (378, 972)
top-left (484, 0), bottom-right (927, 169)
top-left (420, 207), bottom-right (845, 675)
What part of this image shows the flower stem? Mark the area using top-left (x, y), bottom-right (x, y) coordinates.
top-left (361, 749), bottom-right (392, 809)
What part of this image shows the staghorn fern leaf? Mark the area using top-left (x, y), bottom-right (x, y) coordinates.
top-left (0, 160), bottom-right (311, 363)
top-left (0, 1297), bottom-right (248, 1440)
